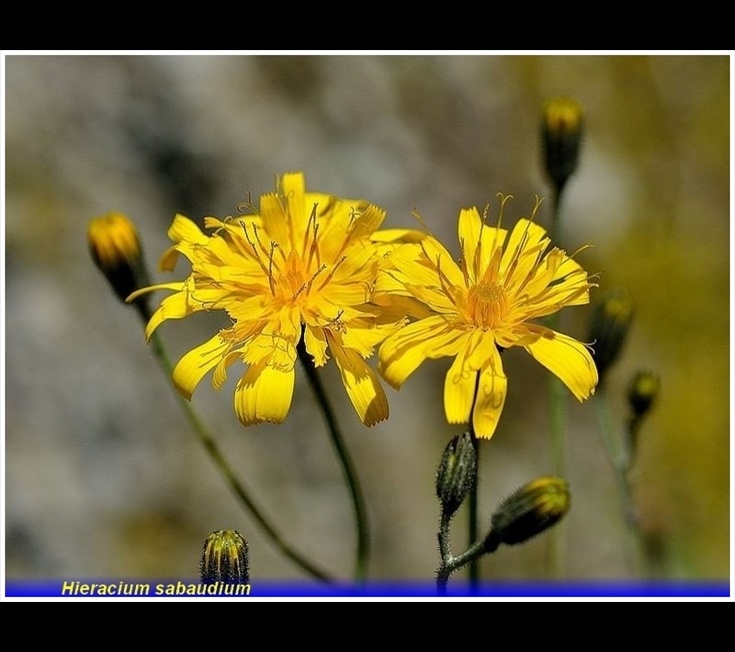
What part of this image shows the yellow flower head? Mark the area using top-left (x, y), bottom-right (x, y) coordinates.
top-left (377, 199), bottom-right (598, 439)
top-left (130, 172), bottom-right (402, 427)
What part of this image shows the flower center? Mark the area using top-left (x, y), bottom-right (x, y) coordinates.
top-left (466, 281), bottom-right (508, 329)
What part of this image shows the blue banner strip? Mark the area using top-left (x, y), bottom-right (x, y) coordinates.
top-left (4, 579), bottom-right (731, 598)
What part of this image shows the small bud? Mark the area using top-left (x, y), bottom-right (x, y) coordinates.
top-left (486, 476), bottom-right (570, 551)
top-left (627, 371), bottom-right (660, 456)
top-left (436, 431), bottom-right (478, 519)
top-left (542, 97), bottom-right (584, 193)
top-left (87, 212), bottom-right (151, 311)
top-left (588, 289), bottom-right (634, 388)
top-left (628, 371), bottom-right (659, 420)
top-left (200, 530), bottom-right (250, 584)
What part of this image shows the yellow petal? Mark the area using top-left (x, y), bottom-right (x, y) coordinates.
top-left (458, 207), bottom-right (507, 284)
top-left (279, 172), bottom-right (307, 250)
top-left (126, 281), bottom-right (184, 304)
top-left (443, 351), bottom-right (477, 424)
top-left (167, 213), bottom-right (209, 245)
top-left (233, 359), bottom-right (295, 426)
top-left (331, 342), bottom-right (389, 426)
top-left (499, 218), bottom-right (549, 279)
top-left (523, 325), bottom-right (598, 401)
top-left (472, 346), bottom-right (508, 439)
top-left (378, 315), bottom-right (453, 389)
top-left (173, 334), bottom-right (232, 400)
top-left (259, 192), bottom-right (290, 247)
top-left (304, 325), bottom-right (329, 367)
top-left (143, 289), bottom-right (195, 341)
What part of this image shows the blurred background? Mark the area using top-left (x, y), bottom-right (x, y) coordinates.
top-left (4, 54), bottom-right (731, 586)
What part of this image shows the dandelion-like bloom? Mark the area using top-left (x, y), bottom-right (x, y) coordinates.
top-left (377, 200), bottom-right (598, 439)
top-left (129, 172), bottom-right (403, 427)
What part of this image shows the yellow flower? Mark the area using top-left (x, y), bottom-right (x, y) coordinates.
top-left (377, 201), bottom-right (598, 439)
top-left (129, 172), bottom-right (402, 427)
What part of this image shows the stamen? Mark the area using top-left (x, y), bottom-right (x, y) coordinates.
top-left (303, 203), bottom-right (319, 259)
top-left (267, 242), bottom-right (278, 295)
top-left (303, 263), bottom-right (328, 297)
top-left (435, 255), bottom-right (458, 303)
top-left (242, 223), bottom-right (275, 296)
top-left (316, 256), bottom-right (347, 292)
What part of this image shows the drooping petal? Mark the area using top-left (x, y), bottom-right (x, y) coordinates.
top-left (443, 348), bottom-right (477, 425)
top-left (173, 333), bottom-right (232, 400)
top-left (304, 325), bottom-right (329, 367)
top-left (523, 325), bottom-right (598, 401)
top-left (472, 345), bottom-right (508, 439)
top-left (331, 342), bottom-right (389, 426)
top-left (233, 359), bottom-right (296, 426)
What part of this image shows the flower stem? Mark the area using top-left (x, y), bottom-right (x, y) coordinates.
top-left (546, 186), bottom-right (567, 578)
top-left (467, 375), bottom-right (481, 588)
top-left (593, 392), bottom-right (650, 577)
top-left (296, 338), bottom-right (369, 582)
top-left (437, 507), bottom-right (490, 594)
top-left (146, 321), bottom-right (333, 582)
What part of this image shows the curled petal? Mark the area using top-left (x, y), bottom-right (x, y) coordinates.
top-left (173, 334), bottom-right (232, 400)
top-left (523, 325), bottom-right (598, 401)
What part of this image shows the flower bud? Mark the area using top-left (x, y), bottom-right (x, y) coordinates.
top-left (588, 289), bottom-right (634, 388)
top-left (542, 97), bottom-right (584, 193)
top-left (627, 371), bottom-right (660, 455)
top-left (436, 431), bottom-right (478, 519)
top-left (88, 212), bottom-right (151, 312)
top-left (200, 530), bottom-right (250, 584)
top-left (485, 476), bottom-right (570, 551)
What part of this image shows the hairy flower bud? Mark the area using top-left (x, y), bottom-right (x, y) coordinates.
top-left (200, 530), bottom-right (250, 584)
top-left (436, 432), bottom-right (478, 519)
top-left (542, 97), bottom-right (584, 193)
top-left (485, 476), bottom-right (570, 551)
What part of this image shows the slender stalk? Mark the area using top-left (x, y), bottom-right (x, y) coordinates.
top-left (144, 318), bottom-right (333, 582)
top-left (593, 392), bottom-right (649, 577)
top-left (467, 374), bottom-right (481, 588)
top-left (296, 339), bottom-right (369, 581)
top-left (546, 185), bottom-right (567, 578)
top-left (437, 516), bottom-right (489, 594)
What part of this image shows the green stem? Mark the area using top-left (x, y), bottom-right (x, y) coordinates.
top-left (593, 392), bottom-right (649, 577)
top-left (467, 375), bottom-right (481, 588)
top-left (437, 518), bottom-right (491, 594)
top-left (296, 339), bottom-right (369, 581)
top-left (546, 185), bottom-right (567, 578)
top-left (146, 322), bottom-right (333, 582)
